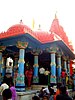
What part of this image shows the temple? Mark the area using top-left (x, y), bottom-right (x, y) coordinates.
top-left (0, 15), bottom-right (75, 91)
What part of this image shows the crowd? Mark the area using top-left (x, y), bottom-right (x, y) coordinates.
top-left (32, 68), bottom-right (75, 100)
top-left (0, 79), bottom-right (17, 100)
top-left (32, 85), bottom-right (74, 100)
top-left (0, 67), bottom-right (75, 100)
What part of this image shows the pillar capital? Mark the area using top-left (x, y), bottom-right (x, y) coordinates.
top-left (62, 55), bottom-right (67, 61)
top-left (0, 46), bottom-right (6, 52)
top-left (16, 41), bottom-right (28, 49)
top-left (31, 49), bottom-right (42, 55)
top-left (46, 47), bottom-right (58, 53)
top-left (50, 62), bottom-right (56, 66)
top-left (67, 60), bottom-right (70, 65)
top-left (57, 52), bottom-right (62, 57)
top-left (57, 54), bottom-right (61, 58)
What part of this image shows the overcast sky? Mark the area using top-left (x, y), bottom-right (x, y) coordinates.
top-left (0, 0), bottom-right (75, 50)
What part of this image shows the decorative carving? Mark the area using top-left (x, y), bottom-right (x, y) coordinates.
top-left (0, 46), bottom-right (6, 52)
top-left (31, 48), bottom-right (42, 55)
top-left (62, 55), bottom-right (67, 61)
top-left (46, 47), bottom-right (58, 53)
top-left (50, 62), bottom-right (56, 66)
top-left (57, 49), bottom-right (62, 57)
top-left (16, 41), bottom-right (28, 49)
top-left (16, 74), bottom-right (25, 84)
top-left (50, 75), bottom-right (56, 83)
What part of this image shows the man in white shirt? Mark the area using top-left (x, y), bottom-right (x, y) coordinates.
top-left (39, 67), bottom-right (45, 85)
top-left (39, 67), bottom-right (45, 74)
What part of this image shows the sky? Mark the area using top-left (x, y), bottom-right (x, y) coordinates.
top-left (0, 0), bottom-right (75, 50)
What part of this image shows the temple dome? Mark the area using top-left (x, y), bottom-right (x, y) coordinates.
top-left (7, 24), bottom-right (32, 35)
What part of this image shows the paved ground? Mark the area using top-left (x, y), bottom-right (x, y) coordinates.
top-left (0, 96), bottom-right (2, 100)
top-left (0, 90), bottom-right (74, 100)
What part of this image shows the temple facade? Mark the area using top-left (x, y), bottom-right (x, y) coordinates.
top-left (0, 16), bottom-right (75, 91)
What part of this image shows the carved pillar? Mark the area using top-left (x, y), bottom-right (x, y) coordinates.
top-left (0, 46), bottom-right (6, 84)
top-left (46, 47), bottom-right (58, 86)
top-left (14, 55), bottom-right (18, 85)
top-left (50, 52), bottom-right (56, 84)
top-left (32, 49), bottom-right (41, 84)
top-left (2, 57), bottom-right (6, 77)
top-left (73, 73), bottom-right (75, 91)
top-left (33, 54), bottom-right (39, 84)
top-left (67, 60), bottom-right (70, 78)
top-left (63, 56), bottom-right (67, 73)
top-left (16, 41), bottom-right (28, 91)
top-left (57, 54), bottom-right (62, 83)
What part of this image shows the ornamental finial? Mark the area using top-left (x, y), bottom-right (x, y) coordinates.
top-left (55, 11), bottom-right (57, 19)
top-left (20, 19), bottom-right (23, 25)
top-left (38, 24), bottom-right (41, 30)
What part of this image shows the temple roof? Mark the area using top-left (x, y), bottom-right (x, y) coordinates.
top-left (50, 17), bottom-right (74, 51)
top-left (0, 17), bottom-right (74, 52)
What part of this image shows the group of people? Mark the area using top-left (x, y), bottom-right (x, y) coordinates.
top-left (32, 85), bottom-right (73, 100)
top-left (39, 67), bottom-right (50, 85)
top-left (61, 69), bottom-right (74, 90)
top-left (0, 78), bottom-right (17, 100)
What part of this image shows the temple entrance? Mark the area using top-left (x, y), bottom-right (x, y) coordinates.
top-left (25, 52), bottom-right (51, 86)
top-left (39, 52), bottom-right (51, 85)
top-left (25, 52), bottom-right (34, 87)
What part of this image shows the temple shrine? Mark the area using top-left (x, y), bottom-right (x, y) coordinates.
top-left (0, 15), bottom-right (75, 91)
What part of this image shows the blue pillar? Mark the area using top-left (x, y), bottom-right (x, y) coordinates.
top-left (46, 47), bottom-right (58, 86)
top-left (67, 60), bottom-right (70, 78)
top-left (14, 57), bottom-right (18, 85)
top-left (0, 46), bottom-right (6, 84)
top-left (16, 41), bottom-right (28, 91)
top-left (0, 52), bottom-right (2, 84)
top-left (64, 59), bottom-right (67, 73)
top-left (2, 57), bottom-right (6, 77)
top-left (33, 55), bottom-right (39, 84)
top-left (57, 54), bottom-right (62, 83)
top-left (50, 52), bottom-right (56, 85)
top-left (73, 73), bottom-right (75, 91)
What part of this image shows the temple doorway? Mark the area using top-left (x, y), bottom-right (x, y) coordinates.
top-left (25, 52), bottom-right (51, 86)
top-left (39, 52), bottom-right (51, 85)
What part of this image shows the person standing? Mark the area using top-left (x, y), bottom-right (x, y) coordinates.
top-left (39, 67), bottom-right (45, 85)
top-left (9, 81), bottom-right (17, 100)
top-left (44, 68), bottom-right (50, 85)
top-left (25, 68), bottom-right (33, 87)
top-left (2, 88), bottom-right (12, 100)
top-left (56, 86), bottom-right (72, 100)
top-left (61, 69), bottom-right (66, 86)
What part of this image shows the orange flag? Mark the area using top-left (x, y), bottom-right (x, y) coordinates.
top-left (32, 18), bottom-right (35, 29)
